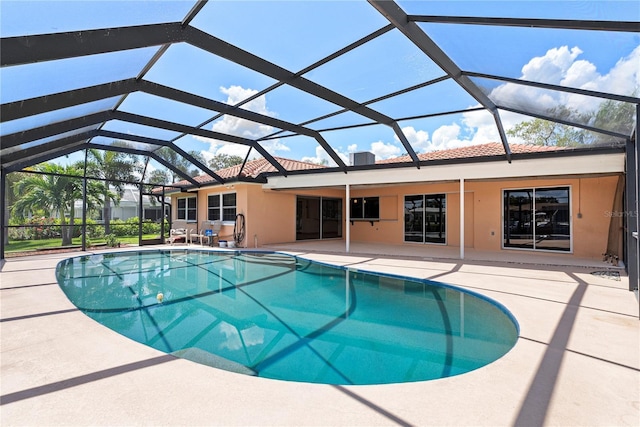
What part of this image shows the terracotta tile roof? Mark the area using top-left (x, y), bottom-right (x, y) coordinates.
top-left (167, 156), bottom-right (326, 188)
top-left (157, 143), bottom-right (571, 193)
top-left (376, 142), bottom-right (570, 164)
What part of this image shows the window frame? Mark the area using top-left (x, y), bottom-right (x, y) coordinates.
top-left (350, 196), bottom-right (380, 220)
top-left (207, 191), bottom-right (237, 223)
top-left (502, 185), bottom-right (572, 253)
top-left (404, 193), bottom-right (447, 245)
top-left (176, 196), bottom-right (196, 222)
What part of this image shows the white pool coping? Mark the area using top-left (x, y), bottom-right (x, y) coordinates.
top-left (1, 245), bottom-right (639, 426)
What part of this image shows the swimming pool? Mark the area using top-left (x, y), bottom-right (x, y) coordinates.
top-left (56, 250), bottom-right (518, 385)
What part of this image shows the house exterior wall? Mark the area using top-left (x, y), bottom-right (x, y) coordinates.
top-left (245, 187), bottom-right (345, 246)
top-left (171, 185), bottom-right (345, 246)
top-left (170, 173), bottom-right (620, 261)
top-left (321, 174), bottom-right (617, 260)
top-left (466, 175), bottom-right (619, 259)
top-left (245, 185), bottom-right (296, 246)
top-left (348, 183), bottom-right (471, 248)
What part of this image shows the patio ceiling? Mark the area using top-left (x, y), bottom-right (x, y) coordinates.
top-left (1, 0), bottom-right (638, 186)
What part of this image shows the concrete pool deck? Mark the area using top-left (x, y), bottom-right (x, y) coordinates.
top-left (1, 244), bottom-right (638, 426)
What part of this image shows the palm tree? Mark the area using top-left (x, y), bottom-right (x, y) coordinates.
top-left (3, 171), bottom-right (28, 247)
top-left (12, 164), bottom-right (84, 246)
top-left (156, 147), bottom-right (206, 182)
top-left (86, 147), bottom-right (139, 234)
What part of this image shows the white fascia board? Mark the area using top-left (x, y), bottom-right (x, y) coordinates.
top-left (263, 153), bottom-right (625, 190)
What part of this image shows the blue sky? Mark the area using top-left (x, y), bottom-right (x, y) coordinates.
top-left (1, 0), bottom-right (638, 172)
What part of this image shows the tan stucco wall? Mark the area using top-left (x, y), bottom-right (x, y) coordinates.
top-left (171, 185), bottom-right (346, 247)
top-left (349, 184), bottom-right (476, 248)
top-left (244, 185), bottom-right (296, 247)
top-left (466, 175), bottom-right (619, 259)
top-left (171, 173), bottom-right (620, 260)
top-left (347, 175), bottom-right (619, 259)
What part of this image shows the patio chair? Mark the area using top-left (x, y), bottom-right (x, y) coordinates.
top-left (168, 220), bottom-right (188, 245)
top-left (190, 220), bottom-right (222, 246)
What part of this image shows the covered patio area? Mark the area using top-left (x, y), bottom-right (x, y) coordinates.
top-left (1, 245), bottom-right (638, 426)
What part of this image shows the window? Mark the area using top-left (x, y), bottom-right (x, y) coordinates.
top-left (177, 196), bottom-right (196, 221)
top-left (503, 186), bottom-right (570, 252)
top-left (350, 197), bottom-right (380, 220)
top-left (404, 194), bottom-right (446, 244)
top-left (208, 192), bottom-right (236, 222)
top-left (222, 193), bottom-right (237, 221)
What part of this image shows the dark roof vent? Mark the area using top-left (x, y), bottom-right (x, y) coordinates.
top-left (350, 152), bottom-right (375, 166)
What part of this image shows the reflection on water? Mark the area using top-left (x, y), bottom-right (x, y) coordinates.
top-left (56, 250), bottom-right (519, 385)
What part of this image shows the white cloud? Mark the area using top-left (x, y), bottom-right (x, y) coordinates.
top-left (260, 139), bottom-right (291, 155)
top-left (416, 44), bottom-right (640, 150)
top-left (369, 141), bottom-right (402, 159)
top-left (565, 45), bottom-right (640, 96)
top-left (301, 145), bottom-right (349, 166)
top-left (561, 59), bottom-right (598, 89)
top-left (396, 112), bottom-right (497, 154)
top-left (218, 323), bottom-right (263, 351)
top-left (398, 126), bottom-right (429, 152)
top-left (301, 141), bottom-right (403, 166)
top-left (429, 123), bottom-right (468, 150)
top-left (521, 46), bottom-right (583, 83)
top-left (194, 85), bottom-right (290, 159)
top-left (195, 45), bottom-right (640, 162)
top-left (462, 110), bottom-right (500, 144)
top-left (491, 44), bottom-right (640, 116)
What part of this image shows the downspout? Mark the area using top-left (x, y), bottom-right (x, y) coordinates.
top-left (155, 194), bottom-right (171, 233)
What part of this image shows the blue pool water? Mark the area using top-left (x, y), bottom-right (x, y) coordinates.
top-left (56, 250), bottom-right (518, 385)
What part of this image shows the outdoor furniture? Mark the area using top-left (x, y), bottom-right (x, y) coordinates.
top-left (190, 220), bottom-right (223, 246)
top-left (168, 220), bottom-right (195, 245)
top-left (168, 228), bottom-right (186, 244)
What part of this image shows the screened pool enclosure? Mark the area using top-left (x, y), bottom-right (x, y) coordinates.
top-left (0, 1), bottom-right (638, 292)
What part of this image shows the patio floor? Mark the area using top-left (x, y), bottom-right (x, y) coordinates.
top-left (1, 243), bottom-right (638, 426)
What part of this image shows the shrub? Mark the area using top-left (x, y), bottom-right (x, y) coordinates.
top-left (109, 217), bottom-right (164, 236)
top-left (85, 219), bottom-right (105, 239)
top-left (105, 233), bottom-right (120, 247)
top-left (8, 217), bottom-right (60, 240)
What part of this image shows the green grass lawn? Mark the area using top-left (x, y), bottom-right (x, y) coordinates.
top-left (6, 235), bottom-right (166, 252)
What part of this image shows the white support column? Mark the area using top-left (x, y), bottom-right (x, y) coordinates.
top-left (346, 184), bottom-right (350, 253)
top-left (460, 178), bottom-right (465, 260)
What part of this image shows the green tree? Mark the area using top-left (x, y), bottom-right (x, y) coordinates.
top-left (11, 164), bottom-right (101, 245)
top-left (507, 106), bottom-right (590, 147)
top-left (147, 169), bottom-right (170, 186)
top-left (591, 99), bottom-right (636, 144)
top-left (156, 147), bottom-right (207, 182)
top-left (3, 171), bottom-right (28, 246)
top-left (507, 102), bottom-right (634, 147)
top-left (86, 148), bottom-right (139, 235)
top-left (208, 153), bottom-right (244, 170)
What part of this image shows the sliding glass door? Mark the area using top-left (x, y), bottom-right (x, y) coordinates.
top-left (321, 198), bottom-right (342, 239)
top-left (296, 196), bottom-right (342, 240)
top-left (504, 187), bottom-right (570, 251)
top-left (404, 194), bottom-right (446, 244)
